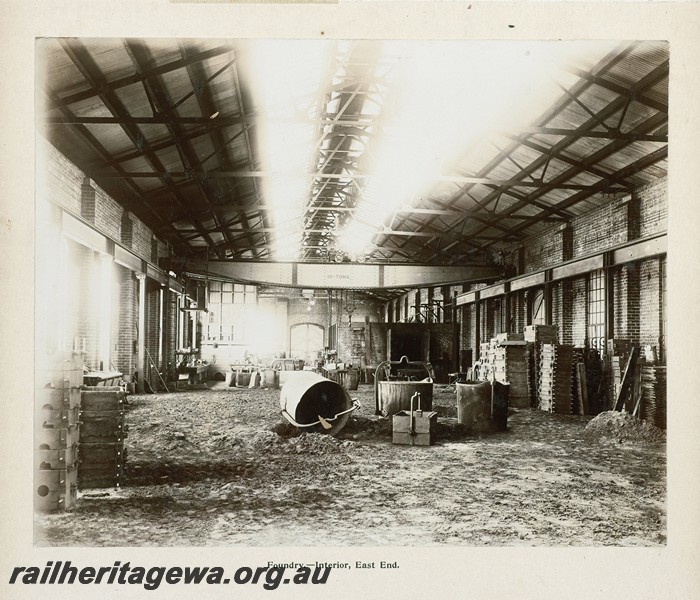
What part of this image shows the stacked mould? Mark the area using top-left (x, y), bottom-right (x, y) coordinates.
top-left (538, 343), bottom-right (574, 414)
top-left (571, 347), bottom-right (586, 415)
top-left (35, 351), bottom-right (82, 511)
top-left (524, 325), bottom-right (559, 407)
top-left (492, 342), bottom-right (529, 408)
top-left (79, 387), bottom-right (128, 488)
top-left (641, 365), bottom-right (667, 430)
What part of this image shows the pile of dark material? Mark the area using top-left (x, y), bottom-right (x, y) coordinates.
top-left (583, 410), bottom-right (665, 444)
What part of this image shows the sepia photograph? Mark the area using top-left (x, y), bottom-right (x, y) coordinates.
top-left (2, 2), bottom-right (699, 598)
top-left (34, 37), bottom-right (668, 546)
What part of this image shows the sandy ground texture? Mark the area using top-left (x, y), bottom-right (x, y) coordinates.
top-left (35, 382), bottom-right (666, 546)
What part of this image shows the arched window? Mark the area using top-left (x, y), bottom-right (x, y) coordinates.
top-left (290, 323), bottom-right (325, 365)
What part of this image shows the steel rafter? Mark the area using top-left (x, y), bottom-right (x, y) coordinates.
top-left (411, 42), bottom-right (645, 262)
top-left (174, 41), bottom-right (267, 259)
top-left (123, 40), bottom-right (241, 259)
top-left (422, 56), bottom-right (668, 262)
top-left (458, 110), bottom-right (668, 253)
top-left (47, 43), bottom-right (235, 110)
top-left (58, 38), bottom-right (221, 257)
top-left (41, 86), bottom-right (193, 252)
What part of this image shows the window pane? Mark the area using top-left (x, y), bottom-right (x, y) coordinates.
top-left (531, 289), bottom-right (545, 325)
top-left (588, 269), bottom-right (605, 352)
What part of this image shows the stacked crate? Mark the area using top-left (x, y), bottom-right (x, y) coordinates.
top-left (538, 344), bottom-right (574, 414)
top-left (571, 347), bottom-right (585, 414)
top-left (35, 351), bottom-right (82, 511)
top-left (79, 387), bottom-right (128, 489)
top-left (524, 325), bottom-right (559, 407)
top-left (641, 365), bottom-right (667, 430)
top-left (492, 342), bottom-right (529, 408)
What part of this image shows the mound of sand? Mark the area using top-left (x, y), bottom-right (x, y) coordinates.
top-left (583, 411), bottom-right (665, 444)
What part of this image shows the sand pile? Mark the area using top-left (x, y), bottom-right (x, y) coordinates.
top-left (583, 411), bottom-right (665, 444)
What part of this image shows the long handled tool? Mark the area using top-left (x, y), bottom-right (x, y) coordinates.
top-left (145, 346), bottom-right (170, 393)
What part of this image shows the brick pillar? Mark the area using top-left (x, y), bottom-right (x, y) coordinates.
top-left (571, 277), bottom-right (587, 346)
top-left (145, 282), bottom-right (161, 390)
top-left (639, 258), bottom-right (661, 350)
top-left (556, 280), bottom-right (574, 345)
top-left (613, 266), bottom-right (628, 339)
top-left (624, 263), bottom-right (641, 344)
top-left (114, 265), bottom-right (137, 382)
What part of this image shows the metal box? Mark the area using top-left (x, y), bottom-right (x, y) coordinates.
top-left (34, 467), bottom-right (78, 512)
top-left (36, 445), bottom-right (78, 470)
top-left (392, 410), bottom-right (438, 446)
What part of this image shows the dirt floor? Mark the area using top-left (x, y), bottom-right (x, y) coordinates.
top-left (34, 381), bottom-right (666, 546)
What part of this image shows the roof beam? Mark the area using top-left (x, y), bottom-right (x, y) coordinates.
top-left (47, 43), bottom-right (235, 110)
top-left (124, 39), bottom-right (242, 259)
top-left (173, 40), bottom-right (267, 259)
top-left (90, 169), bottom-right (629, 192)
top-left (46, 114), bottom-right (669, 145)
top-left (564, 64), bottom-right (668, 114)
top-left (41, 89), bottom-right (191, 252)
top-left (58, 38), bottom-right (221, 257)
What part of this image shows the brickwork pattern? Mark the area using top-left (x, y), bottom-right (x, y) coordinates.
top-left (145, 286), bottom-right (161, 389)
top-left (639, 258), bottom-right (662, 350)
top-left (572, 198), bottom-right (630, 258)
top-left (114, 266), bottom-right (136, 381)
top-left (522, 227), bottom-right (566, 271)
top-left (571, 278), bottom-right (588, 346)
top-left (638, 177), bottom-right (668, 238)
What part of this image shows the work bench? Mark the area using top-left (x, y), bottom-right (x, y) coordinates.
top-left (82, 371), bottom-right (123, 387)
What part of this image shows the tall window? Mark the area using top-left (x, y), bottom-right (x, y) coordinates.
top-left (587, 269), bottom-right (605, 352)
top-left (206, 281), bottom-right (257, 342)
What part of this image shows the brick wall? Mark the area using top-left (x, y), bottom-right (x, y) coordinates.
top-left (521, 225), bottom-right (568, 271)
top-left (572, 197), bottom-right (630, 258)
top-left (571, 278), bottom-right (587, 346)
top-left (40, 136), bottom-right (172, 268)
top-left (40, 137), bottom-right (83, 214)
top-left (639, 257), bottom-right (664, 353)
top-left (39, 137), bottom-right (182, 387)
top-left (638, 177), bottom-right (668, 238)
top-left (145, 283), bottom-right (162, 389)
top-left (114, 265), bottom-right (137, 381)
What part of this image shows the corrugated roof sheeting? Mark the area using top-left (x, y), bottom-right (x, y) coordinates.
top-left (38, 39), bottom-right (667, 267)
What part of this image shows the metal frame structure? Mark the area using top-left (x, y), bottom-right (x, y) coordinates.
top-left (40, 39), bottom-right (668, 297)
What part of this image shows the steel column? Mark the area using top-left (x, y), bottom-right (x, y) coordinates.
top-left (136, 272), bottom-right (147, 393)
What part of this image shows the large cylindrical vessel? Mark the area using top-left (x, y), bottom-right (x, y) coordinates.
top-left (279, 371), bottom-right (357, 436)
top-left (456, 381), bottom-right (492, 433)
top-left (377, 381), bottom-right (433, 416)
